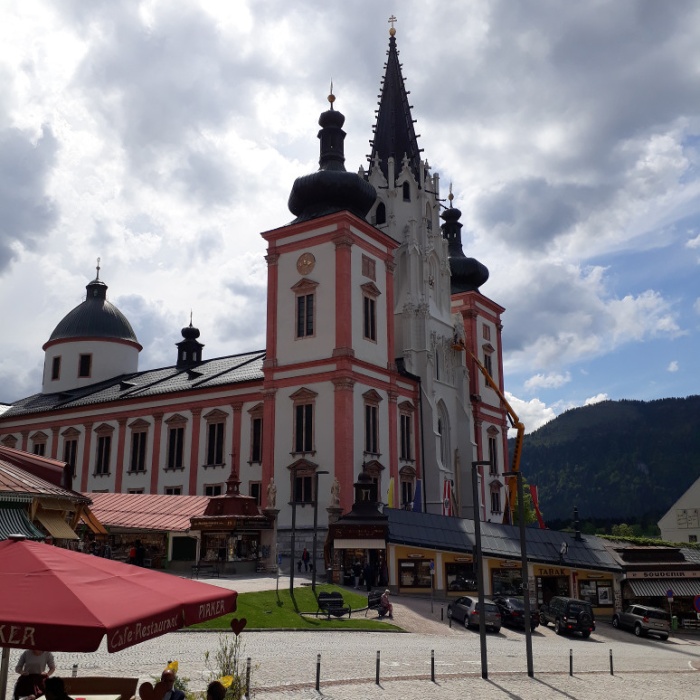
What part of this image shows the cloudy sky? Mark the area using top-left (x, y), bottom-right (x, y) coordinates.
top-left (1, 0), bottom-right (698, 433)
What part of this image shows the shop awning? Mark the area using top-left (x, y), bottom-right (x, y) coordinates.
top-left (626, 578), bottom-right (700, 598)
top-left (79, 506), bottom-right (108, 535)
top-left (334, 538), bottom-right (386, 549)
top-left (35, 509), bottom-right (79, 540)
top-left (0, 504), bottom-right (45, 540)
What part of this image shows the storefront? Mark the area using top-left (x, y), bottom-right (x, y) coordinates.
top-left (534, 565), bottom-right (571, 605)
top-left (576, 571), bottom-right (616, 613)
top-left (445, 554), bottom-right (476, 593)
top-left (490, 559), bottom-right (523, 596)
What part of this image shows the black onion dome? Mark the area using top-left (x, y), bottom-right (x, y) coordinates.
top-left (46, 276), bottom-right (140, 346)
top-left (181, 323), bottom-right (201, 340)
top-left (441, 205), bottom-right (489, 294)
top-left (288, 97), bottom-right (377, 223)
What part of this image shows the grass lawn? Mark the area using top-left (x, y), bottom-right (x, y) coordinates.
top-left (190, 584), bottom-right (400, 631)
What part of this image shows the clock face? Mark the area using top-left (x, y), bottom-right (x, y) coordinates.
top-left (296, 252), bottom-right (316, 275)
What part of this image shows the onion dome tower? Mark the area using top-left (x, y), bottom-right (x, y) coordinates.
top-left (288, 88), bottom-right (377, 223)
top-left (41, 261), bottom-right (142, 393)
top-left (176, 315), bottom-right (204, 369)
top-left (441, 189), bottom-right (489, 294)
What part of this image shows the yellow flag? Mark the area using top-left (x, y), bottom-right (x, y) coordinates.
top-left (166, 661), bottom-right (179, 674)
top-left (387, 477), bottom-right (395, 508)
top-left (219, 676), bottom-right (233, 688)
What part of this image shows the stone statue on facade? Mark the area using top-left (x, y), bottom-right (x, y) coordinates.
top-left (266, 477), bottom-right (277, 509)
top-left (330, 477), bottom-right (341, 506)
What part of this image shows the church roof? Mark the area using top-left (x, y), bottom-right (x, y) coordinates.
top-left (2, 350), bottom-right (266, 418)
top-left (45, 274), bottom-right (140, 348)
top-left (368, 27), bottom-right (422, 184)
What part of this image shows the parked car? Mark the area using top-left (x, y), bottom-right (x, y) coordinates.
top-left (448, 577), bottom-right (477, 591)
top-left (540, 596), bottom-right (595, 638)
top-left (493, 596), bottom-right (540, 631)
top-left (447, 596), bottom-right (501, 632)
top-left (612, 604), bottom-right (670, 640)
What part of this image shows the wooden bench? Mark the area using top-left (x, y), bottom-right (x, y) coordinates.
top-left (191, 561), bottom-right (220, 578)
top-left (317, 591), bottom-right (351, 619)
top-left (366, 590), bottom-right (388, 618)
top-left (63, 676), bottom-right (138, 700)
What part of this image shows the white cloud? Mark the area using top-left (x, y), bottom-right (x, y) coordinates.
top-left (524, 371), bottom-right (571, 390)
top-left (694, 298), bottom-right (700, 315)
top-left (505, 392), bottom-right (556, 435)
top-left (667, 360), bottom-right (679, 372)
top-left (584, 393), bottom-right (609, 405)
top-left (687, 233), bottom-right (700, 249)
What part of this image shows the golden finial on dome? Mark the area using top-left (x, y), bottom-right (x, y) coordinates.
top-left (389, 14), bottom-right (397, 36)
top-left (448, 182), bottom-right (454, 207)
top-left (328, 79), bottom-right (335, 107)
top-left (96, 256), bottom-right (101, 279)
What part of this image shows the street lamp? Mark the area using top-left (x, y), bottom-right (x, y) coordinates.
top-left (311, 470), bottom-right (329, 594)
top-left (471, 459), bottom-right (492, 680)
top-left (504, 469), bottom-right (534, 677)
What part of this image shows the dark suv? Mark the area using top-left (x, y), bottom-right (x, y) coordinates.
top-left (540, 596), bottom-right (596, 638)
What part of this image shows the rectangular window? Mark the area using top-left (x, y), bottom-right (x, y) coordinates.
top-left (130, 432), bottom-right (147, 472)
top-left (400, 413), bottom-right (412, 460)
top-left (483, 353), bottom-right (493, 377)
top-left (399, 559), bottom-right (433, 588)
top-left (165, 486), bottom-right (182, 495)
top-left (249, 481), bottom-right (262, 505)
top-left (205, 484), bottom-right (223, 497)
top-left (490, 490), bottom-right (501, 513)
top-left (79, 354), bottom-right (92, 378)
top-left (51, 356), bottom-right (61, 380)
top-left (483, 325), bottom-right (491, 341)
top-left (401, 479), bottom-right (413, 509)
top-left (296, 294), bottom-right (314, 338)
top-left (294, 474), bottom-right (313, 503)
top-left (206, 422), bottom-right (225, 465)
top-left (63, 439), bottom-right (78, 478)
top-left (690, 535), bottom-right (698, 543)
top-left (167, 427), bottom-right (184, 469)
top-left (250, 417), bottom-right (263, 463)
top-left (33, 443), bottom-right (46, 457)
top-left (363, 296), bottom-right (377, 341)
top-left (96, 435), bottom-right (111, 475)
top-left (362, 254), bottom-right (376, 280)
top-left (128, 488), bottom-right (144, 494)
top-left (364, 404), bottom-right (379, 454)
top-left (445, 562), bottom-right (476, 591)
top-left (294, 404), bottom-right (313, 453)
top-left (488, 436), bottom-right (497, 475)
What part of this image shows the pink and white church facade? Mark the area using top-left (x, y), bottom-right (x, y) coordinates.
top-left (0, 27), bottom-right (510, 553)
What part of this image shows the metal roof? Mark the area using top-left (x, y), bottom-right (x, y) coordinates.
top-left (2, 350), bottom-right (266, 418)
top-left (386, 510), bottom-right (622, 572)
top-left (85, 492), bottom-right (210, 532)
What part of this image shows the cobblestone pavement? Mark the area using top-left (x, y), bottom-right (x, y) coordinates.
top-left (4, 573), bottom-right (700, 700)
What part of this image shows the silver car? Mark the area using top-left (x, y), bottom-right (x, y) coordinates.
top-left (612, 604), bottom-right (670, 640)
top-left (447, 596), bottom-right (501, 632)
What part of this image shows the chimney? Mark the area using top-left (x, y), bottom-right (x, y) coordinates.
top-left (573, 506), bottom-right (582, 541)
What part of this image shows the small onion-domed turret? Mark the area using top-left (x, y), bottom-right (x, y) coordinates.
top-left (441, 192), bottom-right (489, 294)
top-left (288, 90), bottom-right (377, 223)
top-left (176, 316), bottom-right (204, 369)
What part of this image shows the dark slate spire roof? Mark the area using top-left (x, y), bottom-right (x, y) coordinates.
top-left (288, 91), bottom-right (377, 224)
top-left (44, 264), bottom-right (140, 347)
top-left (368, 25), bottom-right (422, 184)
top-left (441, 193), bottom-right (489, 294)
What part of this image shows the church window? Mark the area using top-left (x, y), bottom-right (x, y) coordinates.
top-left (401, 479), bottom-right (414, 509)
top-left (294, 473), bottom-right (313, 503)
top-left (51, 356), bottom-right (61, 381)
top-left (203, 409), bottom-right (227, 466)
top-left (63, 437), bottom-right (78, 478)
top-left (402, 182), bottom-right (411, 201)
top-left (165, 486), bottom-right (182, 495)
top-left (165, 414), bottom-right (187, 470)
top-left (484, 351), bottom-right (493, 377)
top-left (249, 481), bottom-right (262, 505)
top-left (363, 296), bottom-right (376, 341)
top-left (78, 354), bottom-right (92, 378)
top-left (399, 403), bottom-right (414, 461)
top-left (129, 423), bottom-right (148, 473)
top-left (425, 203), bottom-right (432, 231)
top-left (488, 435), bottom-right (498, 475)
top-left (375, 202), bottom-right (386, 226)
top-left (95, 435), bottom-right (111, 475)
top-left (490, 490), bottom-right (501, 514)
top-left (294, 403), bottom-right (314, 453)
top-left (205, 484), bottom-right (223, 497)
top-left (128, 488), bottom-right (144, 494)
top-left (437, 403), bottom-right (450, 469)
top-left (362, 254), bottom-right (376, 281)
top-left (483, 325), bottom-right (491, 341)
top-left (365, 404), bottom-right (379, 454)
top-left (248, 403), bottom-right (264, 464)
top-left (296, 293), bottom-right (314, 338)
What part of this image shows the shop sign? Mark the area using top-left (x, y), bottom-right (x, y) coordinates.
top-left (334, 525), bottom-right (386, 539)
top-left (626, 570), bottom-right (700, 579)
top-left (454, 557), bottom-right (473, 563)
top-left (407, 553), bottom-right (424, 559)
top-left (499, 560), bottom-right (520, 569)
top-left (535, 567), bottom-right (568, 577)
top-left (191, 517), bottom-right (238, 530)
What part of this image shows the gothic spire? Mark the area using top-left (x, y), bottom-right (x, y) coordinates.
top-left (368, 18), bottom-right (422, 185)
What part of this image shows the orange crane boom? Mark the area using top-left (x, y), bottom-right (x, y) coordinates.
top-left (469, 353), bottom-right (525, 525)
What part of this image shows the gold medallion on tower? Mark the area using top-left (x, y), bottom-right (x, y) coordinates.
top-left (296, 252), bottom-right (316, 275)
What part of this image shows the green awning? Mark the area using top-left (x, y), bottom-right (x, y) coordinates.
top-left (0, 504), bottom-right (45, 540)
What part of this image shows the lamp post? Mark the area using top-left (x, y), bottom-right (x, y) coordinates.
top-left (472, 459), bottom-right (492, 680)
top-left (504, 469), bottom-right (534, 677)
top-left (311, 470), bottom-right (330, 594)
top-left (289, 495), bottom-right (298, 596)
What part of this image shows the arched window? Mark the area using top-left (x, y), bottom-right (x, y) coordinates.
top-left (437, 403), bottom-right (450, 468)
top-left (402, 182), bottom-right (411, 201)
top-left (375, 202), bottom-right (386, 225)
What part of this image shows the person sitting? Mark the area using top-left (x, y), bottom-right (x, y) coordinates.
top-left (43, 678), bottom-right (72, 700)
top-left (380, 589), bottom-right (394, 619)
top-left (160, 670), bottom-right (185, 700)
top-left (206, 681), bottom-right (227, 700)
top-left (14, 649), bottom-right (55, 700)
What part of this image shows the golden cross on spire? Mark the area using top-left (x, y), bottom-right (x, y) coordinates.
top-left (96, 256), bottom-right (101, 279)
top-left (388, 15), bottom-right (397, 36)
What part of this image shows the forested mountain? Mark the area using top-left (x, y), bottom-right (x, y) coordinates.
top-left (512, 396), bottom-right (700, 523)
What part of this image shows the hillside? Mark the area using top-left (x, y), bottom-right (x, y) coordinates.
top-left (512, 395), bottom-right (700, 522)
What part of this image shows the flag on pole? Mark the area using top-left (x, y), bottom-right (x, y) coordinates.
top-left (530, 484), bottom-right (546, 529)
top-left (442, 479), bottom-right (453, 516)
top-left (412, 479), bottom-right (422, 512)
top-left (386, 476), bottom-right (395, 508)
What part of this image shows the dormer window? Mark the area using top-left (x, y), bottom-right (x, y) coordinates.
top-left (51, 356), bottom-right (61, 381)
top-left (78, 354), bottom-right (92, 378)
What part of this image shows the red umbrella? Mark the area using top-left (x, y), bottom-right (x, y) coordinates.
top-left (0, 538), bottom-right (237, 653)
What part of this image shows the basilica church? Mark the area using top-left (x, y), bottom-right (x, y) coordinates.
top-left (0, 27), bottom-right (510, 559)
